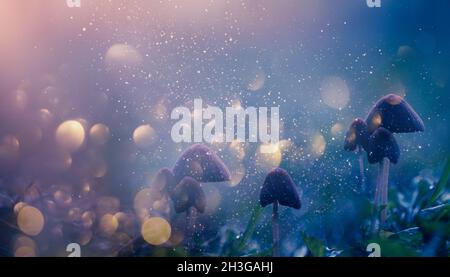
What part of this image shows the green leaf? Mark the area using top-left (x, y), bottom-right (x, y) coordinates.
top-left (300, 232), bottom-right (325, 257)
top-left (417, 203), bottom-right (450, 222)
top-left (429, 157), bottom-right (450, 205)
top-left (391, 227), bottom-right (423, 249)
top-left (377, 238), bottom-right (419, 257)
top-left (379, 230), bottom-right (395, 239)
top-left (230, 204), bottom-right (263, 256)
top-left (220, 229), bottom-right (239, 256)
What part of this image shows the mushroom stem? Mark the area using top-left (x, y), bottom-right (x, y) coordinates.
top-left (357, 146), bottom-right (366, 193)
top-left (380, 157), bottom-right (390, 224)
top-left (375, 162), bottom-right (382, 207)
top-left (185, 206), bottom-right (198, 254)
top-left (371, 168), bottom-right (382, 233)
top-left (272, 200), bottom-right (280, 257)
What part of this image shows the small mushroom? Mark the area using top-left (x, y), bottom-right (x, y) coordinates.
top-left (344, 118), bottom-right (369, 191)
top-left (367, 128), bottom-right (400, 165)
top-left (171, 176), bottom-right (206, 252)
top-left (366, 94), bottom-right (425, 134)
top-left (259, 168), bottom-right (301, 257)
top-left (172, 176), bottom-right (206, 214)
top-left (344, 118), bottom-right (369, 152)
top-left (155, 167), bottom-right (176, 195)
top-left (367, 127), bottom-right (400, 225)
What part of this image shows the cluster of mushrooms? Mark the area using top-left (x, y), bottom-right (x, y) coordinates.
top-left (154, 144), bottom-right (231, 252)
top-left (151, 93), bottom-right (424, 256)
top-left (155, 144), bottom-right (300, 257)
top-left (344, 94), bottom-right (424, 226)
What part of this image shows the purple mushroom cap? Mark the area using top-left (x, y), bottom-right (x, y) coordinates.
top-left (173, 144), bottom-right (231, 184)
top-left (366, 94), bottom-right (425, 134)
top-left (154, 167), bottom-right (176, 193)
top-left (259, 168), bottom-right (301, 209)
top-left (367, 127), bottom-right (400, 164)
top-left (344, 118), bottom-right (369, 152)
top-left (171, 176), bottom-right (206, 213)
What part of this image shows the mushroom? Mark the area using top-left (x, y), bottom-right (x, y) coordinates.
top-left (158, 144), bottom-right (230, 252)
top-left (365, 94), bottom-right (424, 225)
top-left (172, 144), bottom-right (231, 184)
top-left (367, 127), bottom-right (400, 225)
top-left (259, 168), bottom-right (301, 257)
top-left (171, 176), bottom-right (206, 252)
top-left (172, 177), bottom-right (206, 214)
top-left (155, 167), bottom-right (176, 195)
top-left (366, 94), bottom-right (425, 134)
top-left (344, 118), bottom-right (369, 191)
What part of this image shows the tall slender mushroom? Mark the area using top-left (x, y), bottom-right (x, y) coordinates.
top-left (344, 118), bottom-right (369, 191)
top-left (259, 168), bottom-right (301, 257)
top-left (171, 176), bottom-right (206, 252)
top-left (367, 127), bottom-right (400, 225)
top-left (366, 94), bottom-right (424, 225)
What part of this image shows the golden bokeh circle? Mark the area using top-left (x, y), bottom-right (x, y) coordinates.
top-left (133, 124), bottom-right (156, 148)
top-left (14, 246), bottom-right (36, 257)
top-left (99, 213), bottom-right (119, 236)
top-left (17, 206), bottom-right (45, 236)
top-left (89, 123), bottom-right (110, 145)
top-left (55, 120), bottom-right (85, 153)
top-left (255, 143), bottom-right (282, 171)
top-left (141, 217), bottom-right (171, 246)
top-left (311, 133), bottom-right (326, 157)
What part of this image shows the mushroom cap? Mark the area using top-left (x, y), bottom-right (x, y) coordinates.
top-left (259, 168), bottom-right (301, 209)
top-left (171, 176), bottom-right (206, 213)
top-left (367, 127), bottom-right (400, 164)
top-left (344, 118), bottom-right (369, 152)
top-left (173, 144), bottom-right (231, 184)
top-left (155, 167), bottom-right (176, 193)
top-left (366, 94), bottom-right (425, 133)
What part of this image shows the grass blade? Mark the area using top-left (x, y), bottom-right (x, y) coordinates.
top-left (429, 157), bottom-right (450, 205)
top-left (231, 204), bottom-right (263, 255)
